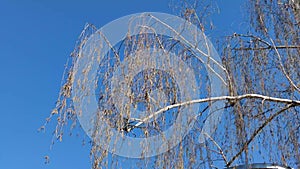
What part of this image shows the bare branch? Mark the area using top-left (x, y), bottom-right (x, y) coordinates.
top-left (98, 31), bottom-right (121, 63)
top-left (270, 38), bottom-right (300, 93)
top-left (233, 45), bottom-right (300, 51)
top-left (226, 103), bottom-right (296, 167)
top-left (137, 25), bottom-right (168, 53)
top-left (148, 14), bottom-right (228, 86)
top-left (202, 131), bottom-right (228, 165)
top-left (232, 33), bottom-right (300, 93)
top-left (232, 33), bottom-right (272, 47)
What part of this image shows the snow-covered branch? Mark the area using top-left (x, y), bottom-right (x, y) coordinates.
top-left (133, 94), bottom-right (300, 127)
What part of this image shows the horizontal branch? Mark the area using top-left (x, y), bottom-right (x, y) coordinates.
top-left (133, 94), bottom-right (300, 127)
top-left (234, 45), bottom-right (300, 51)
top-left (232, 33), bottom-right (272, 47)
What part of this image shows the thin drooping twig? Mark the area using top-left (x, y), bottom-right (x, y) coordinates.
top-left (43, 23), bottom-right (98, 146)
top-left (201, 27), bottom-right (229, 86)
top-left (269, 38), bottom-right (300, 93)
top-left (226, 103), bottom-right (296, 167)
top-left (134, 94), bottom-right (300, 127)
top-left (98, 31), bottom-right (121, 63)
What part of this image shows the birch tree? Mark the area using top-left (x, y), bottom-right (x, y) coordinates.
top-left (43, 0), bottom-right (300, 168)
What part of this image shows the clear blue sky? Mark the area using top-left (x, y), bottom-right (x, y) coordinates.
top-left (0, 1), bottom-right (244, 168)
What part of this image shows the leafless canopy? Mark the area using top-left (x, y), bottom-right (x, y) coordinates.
top-left (44, 0), bottom-right (300, 168)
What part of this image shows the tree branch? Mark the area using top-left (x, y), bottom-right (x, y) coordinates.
top-left (147, 14), bottom-right (228, 86)
top-left (202, 131), bottom-right (228, 165)
top-left (134, 94), bottom-right (300, 127)
top-left (232, 33), bottom-right (272, 47)
top-left (226, 103), bottom-right (296, 167)
top-left (269, 38), bottom-right (300, 93)
top-left (230, 33), bottom-right (300, 93)
top-left (233, 45), bottom-right (300, 51)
